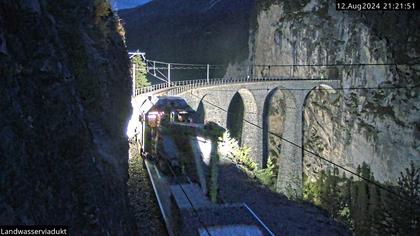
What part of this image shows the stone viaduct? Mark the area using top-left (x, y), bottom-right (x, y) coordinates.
top-left (131, 78), bottom-right (340, 198)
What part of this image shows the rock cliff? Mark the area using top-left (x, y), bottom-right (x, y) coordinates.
top-left (0, 0), bottom-right (134, 234)
top-left (248, 0), bottom-right (420, 182)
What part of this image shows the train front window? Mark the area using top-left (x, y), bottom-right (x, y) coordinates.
top-left (173, 99), bottom-right (188, 109)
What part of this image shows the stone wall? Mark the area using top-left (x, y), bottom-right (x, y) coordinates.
top-left (176, 79), bottom-right (338, 198)
top-left (0, 0), bottom-right (134, 234)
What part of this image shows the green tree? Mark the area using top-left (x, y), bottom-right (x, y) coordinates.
top-left (132, 55), bottom-right (150, 88)
top-left (318, 168), bottom-right (346, 221)
top-left (303, 161), bottom-right (420, 235)
top-left (303, 172), bottom-right (322, 205)
top-left (303, 163), bottom-right (380, 233)
top-left (376, 161), bottom-right (420, 235)
top-left (350, 163), bottom-right (379, 235)
top-left (339, 174), bottom-right (353, 228)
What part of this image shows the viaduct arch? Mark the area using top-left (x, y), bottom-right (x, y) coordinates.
top-left (132, 79), bottom-right (339, 198)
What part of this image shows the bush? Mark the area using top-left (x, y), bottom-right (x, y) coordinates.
top-left (219, 131), bottom-right (279, 189)
top-left (255, 156), bottom-right (278, 190)
top-left (233, 146), bottom-right (257, 171)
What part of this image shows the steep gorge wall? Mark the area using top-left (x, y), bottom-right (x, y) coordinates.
top-left (119, 0), bottom-right (254, 82)
top-left (247, 0), bottom-right (420, 183)
top-left (0, 0), bottom-right (134, 233)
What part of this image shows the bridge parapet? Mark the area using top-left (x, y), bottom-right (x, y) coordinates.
top-left (135, 77), bottom-right (339, 96)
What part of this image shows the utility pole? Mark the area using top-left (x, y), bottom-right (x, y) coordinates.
top-left (168, 63), bottom-right (171, 86)
top-left (207, 64), bottom-right (210, 83)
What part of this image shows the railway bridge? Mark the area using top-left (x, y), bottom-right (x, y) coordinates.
top-left (131, 76), bottom-right (340, 197)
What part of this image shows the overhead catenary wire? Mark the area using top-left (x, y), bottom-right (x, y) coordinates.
top-left (251, 62), bottom-right (419, 67)
top-left (200, 84), bottom-right (420, 93)
top-left (188, 92), bottom-right (420, 208)
top-left (144, 58), bottom-right (419, 68)
top-left (145, 59), bottom-right (223, 67)
top-left (137, 58), bottom-right (420, 92)
top-left (138, 58), bottom-right (419, 94)
top-left (145, 66), bottom-right (220, 70)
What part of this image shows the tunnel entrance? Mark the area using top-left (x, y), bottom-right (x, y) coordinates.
top-left (227, 92), bottom-right (245, 145)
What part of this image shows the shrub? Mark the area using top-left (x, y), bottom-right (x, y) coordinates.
top-left (255, 156), bottom-right (278, 190)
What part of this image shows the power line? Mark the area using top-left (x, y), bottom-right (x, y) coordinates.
top-left (144, 58), bottom-right (419, 68)
top-left (145, 59), bottom-right (224, 68)
top-left (189, 92), bottom-right (420, 208)
top-left (201, 84), bottom-right (420, 92)
top-left (144, 66), bottom-right (224, 70)
top-left (251, 62), bottom-right (419, 67)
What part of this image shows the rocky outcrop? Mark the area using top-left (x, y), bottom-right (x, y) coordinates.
top-left (249, 0), bottom-right (420, 182)
top-left (0, 0), bottom-right (134, 234)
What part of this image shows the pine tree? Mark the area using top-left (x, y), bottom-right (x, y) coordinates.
top-left (376, 161), bottom-right (420, 235)
top-left (339, 174), bottom-right (353, 229)
top-left (351, 163), bottom-right (375, 235)
top-left (319, 168), bottom-right (342, 219)
top-left (397, 161), bottom-right (420, 235)
top-left (132, 55), bottom-right (150, 88)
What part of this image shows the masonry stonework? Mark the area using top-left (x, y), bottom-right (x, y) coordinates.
top-left (176, 80), bottom-right (339, 198)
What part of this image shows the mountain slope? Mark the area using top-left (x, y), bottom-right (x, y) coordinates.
top-left (119, 0), bottom-right (254, 64)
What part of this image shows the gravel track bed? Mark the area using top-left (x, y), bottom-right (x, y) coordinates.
top-left (128, 146), bottom-right (168, 236)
